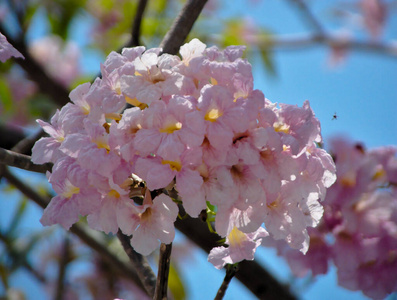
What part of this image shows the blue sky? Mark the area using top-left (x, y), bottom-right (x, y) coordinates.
top-left (2, 0), bottom-right (397, 299)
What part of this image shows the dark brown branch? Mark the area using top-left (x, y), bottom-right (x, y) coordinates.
top-left (214, 264), bottom-right (239, 300)
top-left (0, 147), bottom-right (52, 174)
top-left (11, 129), bottom-right (46, 155)
top-left (117, 230), bottom-right (157, 298)
top-left (0, 125), bottom-right (26, 151)
top-left (159, 0), bottom-right (208, 55)
top-left (128, 0), bottom-right (149, 47)
top-left (54, 237), bottom-right (70, 300)
top-left (1, 167), bottom-right (146, 294)
top-left (154, 243), bottom-right (173, 300)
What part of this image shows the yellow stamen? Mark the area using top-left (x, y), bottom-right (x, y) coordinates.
top-left (372, 165), bottom-right (386, 181)
top-left (340, 170), bottom-right (356, 187)
top-left (159, 122), bottom-right (182, 134)
top-left (210, 77), bottom-right (218, 85)
top-left (162, 160), bottom-right (182, 172)
top-left (105, 113), bottom-right (122, 121)
top-left (81, 104), bottom-right (90, 115)
top-left (56, 136), bottom-right (65, 143)
top-left (108, 189), bottom-right (120, 198)
top-left (125, 96), bottom-right (148, 110)
top-left (228, 226), bottom-right (247, 247)
top-left (274, 122), bottom-right (290, 134)
top-left (62, 185), bottom-right (80, 199)
top-left (205, 108), bottom-right (222, 122)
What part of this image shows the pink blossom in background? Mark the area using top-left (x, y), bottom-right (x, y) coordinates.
top-left (0, 32), bottom-right (24, 62)
top-left (29, 35), bottom-right (80, 87)
top-left (32, 39), bottom-right (337, 267)
top-left (359, 0), bottom-right (387, 38)
top-left (0, 66), bottom-right (37, 126)
top-left (265, 137), bottom-right (397, 299)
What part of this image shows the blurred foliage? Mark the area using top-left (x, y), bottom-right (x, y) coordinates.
top-left (168, 263), bottom-right (186, 300)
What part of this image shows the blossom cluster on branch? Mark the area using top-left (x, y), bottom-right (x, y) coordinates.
top-left (31, 38), bottom-right (336, 268)
top-left (265, 138), bottom-right (397, 299)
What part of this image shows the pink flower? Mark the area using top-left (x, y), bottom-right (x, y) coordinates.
top-left (360, 0), bottom-right (387, 39)
top-left (120, 49), bottom-right (186, 105)
top-left (197, 85), bottom-right (248, 150)
top-left (275, 100), bottom-right (322, 155)
top-left (133, 95), bottom-right (204, 161)
top-left (31, 39), bottom-right (338, 264)
top-left (0, 32), bottom-right (24, 62)
top-left (118, 191), bottom-right (179, 255)
top-left (41, 157), bottom-right (102, 229)
top-left (31, 110), bottom-right (68, 164)
top-left (208, 226), bottom-right (268, 269)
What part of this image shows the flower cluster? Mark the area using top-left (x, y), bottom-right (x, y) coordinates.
top-left (32, 39), bottom-right (336, 265)
top-left (265, 138), bottom-right (397, 299)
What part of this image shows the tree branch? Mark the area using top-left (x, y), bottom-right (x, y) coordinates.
top-left (257, 33), bottom-right (397, 57)
top-left (154, 243), bottom-right (173, 300)
top-left (287, 0), bottom-right (325, 34)
top-left (116, 230), bottom-right (157, 298)
top-left (10, 129), bottom-right (46, 155)
top-left (54, 237), bottom-right (70, 300)
top-left (0, 125), bottom-right (26, 152)
top-left (0, 147), bottom-right (52, 174)
top-left (159, 0), bottom-right (208, 55)
top-left (128, 0), bottom-right (149, 47)
top-left (214, 264), bottom-right (239, 300)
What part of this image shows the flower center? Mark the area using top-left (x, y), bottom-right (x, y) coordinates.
top-left (205, 108), bottom-right (222, 122)
top-left (228, 226), bottom-right (247, 247)
top-left (162, 160), bottom-right (182, 172)
top-left (159, 121), bottom-right (182, 134)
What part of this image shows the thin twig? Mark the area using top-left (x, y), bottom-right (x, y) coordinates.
top-left (0, 231), bottom-right (48, 284)
top-left (54, 237), bottom-right (70, 300)
top-left (288, 0), bottom-right (325, 34)
top-left (159, 0), bottom-right (208, 55)
top-left (117, 230), bottom-right (157, 298)
top-left (0, 147), bottom-right (52, 174)
top-left (154, 243), bottom-right (173, 300)
top-left (214, 264), bottom-right (239, 300)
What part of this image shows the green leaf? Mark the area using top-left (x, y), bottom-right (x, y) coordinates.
top-left (259, 48), bottom-right (276, 76)
top-left (0, 78), bottom-right (14, 115)
top-left (168, 263), bottom-right (186, 300)
top-left (220, 20), bottom-right (246, 48)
